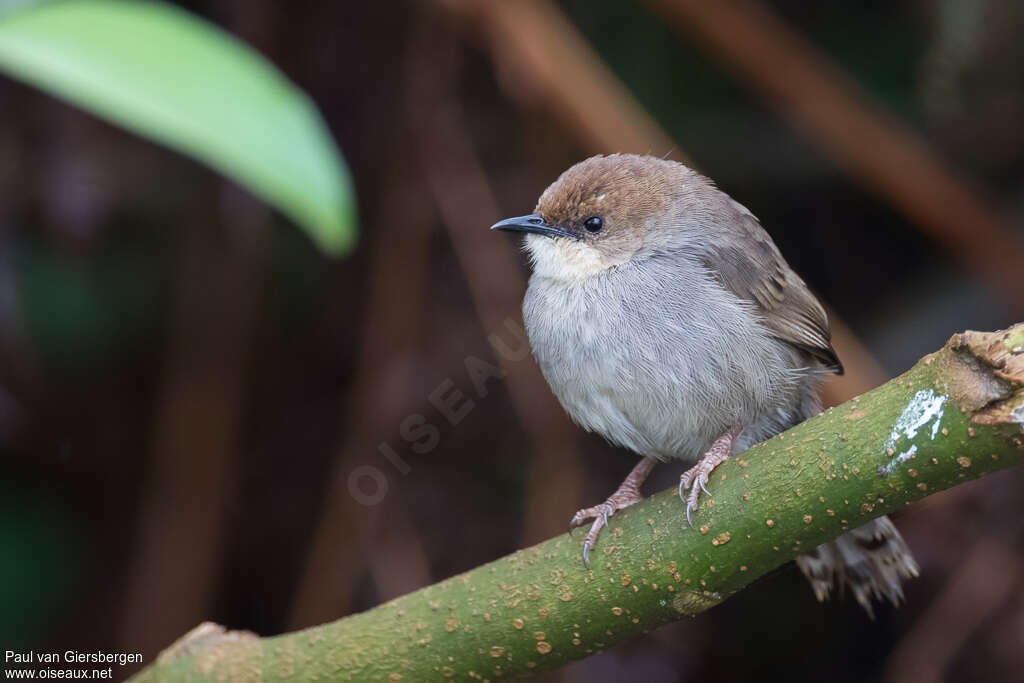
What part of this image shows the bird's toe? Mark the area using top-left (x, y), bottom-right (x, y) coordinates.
top-left (698, 474), bottom-right (711, 496)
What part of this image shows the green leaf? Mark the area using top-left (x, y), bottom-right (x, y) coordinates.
top-left (0, 1), bottom-right (44, 20)
top-left (0, 0), bottom-right (356, 254)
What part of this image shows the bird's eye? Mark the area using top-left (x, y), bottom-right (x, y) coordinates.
top-left (584, 216), bottom-right (604, 234)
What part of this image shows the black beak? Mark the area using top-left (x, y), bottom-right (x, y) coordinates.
top-left (490, 214), bottom-right (577, 240)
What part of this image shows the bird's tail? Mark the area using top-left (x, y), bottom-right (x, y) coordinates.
top-left (795, 515), bottom-right (919, 618)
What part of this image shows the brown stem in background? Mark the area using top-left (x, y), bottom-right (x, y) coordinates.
top-left (644, 0), bottom-right (1024, 313)
top-left (288, 158), bottom-right (434, 629)
top-left (407, 19), bottom-right (586, 547)
top-left (883, 538), bottom-right (1021, 683)
top-left (116, 186), bottom-right (267, 661)
top-left (441, 0), bottom-right (885, 406)
top-left (824, 312), bottom-right (888, 405)
top-left (441, 0), bottom-right (680, 160)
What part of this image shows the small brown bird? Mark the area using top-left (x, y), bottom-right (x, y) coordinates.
top-left (492, 154), bottom-right (918, 614)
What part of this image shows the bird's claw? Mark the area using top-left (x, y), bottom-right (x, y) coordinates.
top-left (570, 458), bottom-right (656, 567)
top-left (678, 471), bottom-right (700, 527)
top-left (678, 426), bottom-right (741, 528)
top-left (571, 498), bottom-right (638, 566)
top-left (570, 501), bottom-right (617, 567)
top-left (570, 502), bottom-right (611, 529)
top-left (679, 470), bottom-right (710, 528)
top-left (686, 487), bottom-right (701, 527)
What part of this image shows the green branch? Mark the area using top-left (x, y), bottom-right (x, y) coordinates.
top-left (132, 324), bottom-right (1024, 682)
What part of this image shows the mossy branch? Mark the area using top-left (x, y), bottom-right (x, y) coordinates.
top-left (132, 325), bottom-right (1024, 682)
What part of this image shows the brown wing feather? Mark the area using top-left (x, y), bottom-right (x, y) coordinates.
top-left (701, 200), bottom-right (843, 374)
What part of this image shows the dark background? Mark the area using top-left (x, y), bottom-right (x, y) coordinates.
top-left (2, 1), bottom-right (1023, 681)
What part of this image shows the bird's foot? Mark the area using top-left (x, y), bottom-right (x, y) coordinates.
top-left (570, 457), bottom-right (656, 568)
top-left (679, 425), bottom-right (742, 526)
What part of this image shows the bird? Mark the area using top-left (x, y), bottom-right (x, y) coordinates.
top-left (491, 153), bottom-right (918, 615)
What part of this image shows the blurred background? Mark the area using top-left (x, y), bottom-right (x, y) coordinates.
top-left (2, 0), bottom-right (1024, 681)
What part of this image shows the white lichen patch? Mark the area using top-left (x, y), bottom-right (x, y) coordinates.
top-left (879, 390), bottom-right (947, 475)
top-left (878, 445), bottom-right (917, 476)
top-left (1009, 395), bottom-right (1024, 426)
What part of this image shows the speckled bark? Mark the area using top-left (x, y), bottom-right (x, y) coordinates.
top-left (131, 324), bottom-right (1024, 682)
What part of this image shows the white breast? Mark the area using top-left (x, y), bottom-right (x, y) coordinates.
top-left (523, 252), bottom-right (812, 462)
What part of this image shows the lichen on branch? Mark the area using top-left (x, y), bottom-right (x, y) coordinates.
top-left (131, 324), bottom-right (1024, 682)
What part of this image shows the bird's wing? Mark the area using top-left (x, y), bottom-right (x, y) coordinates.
top-left (700, 200), bottom-right (843, 374)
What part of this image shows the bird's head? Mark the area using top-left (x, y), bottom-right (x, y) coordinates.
top-left (491, 154), bottom-right (708, 281)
